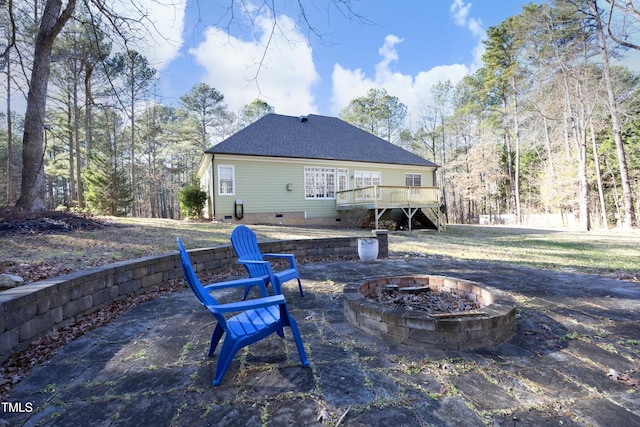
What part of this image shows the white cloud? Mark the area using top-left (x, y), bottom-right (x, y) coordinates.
top-left (467, 17), bottom-right (485, 38)
top-left (113, 0), bottom-right (187, 71)
top-left (449, 0), bottom-right (486, 69)
top-left (450, 0), bottom-right (472, 27)
top-left (0, 0), bottom-right (187, 117)
top-left (330, 65), bottom-right (376, 113)
top-left (377, 35), bottom-right (403, 70)
top-left (189, 12), bottom-right (319, 116)
top-left (330, 36), bottom-right (468, 124)
top-left (330, 2), bottom-right (489, 124)
top-left (143, 0), bottom-right (187, 70)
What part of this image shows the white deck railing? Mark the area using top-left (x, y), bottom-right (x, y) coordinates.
top-left (336, 186), bottom-right (440, 209)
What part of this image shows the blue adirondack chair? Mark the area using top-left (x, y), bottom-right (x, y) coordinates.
top-left (177, 238), bottom-right (309, 386)
top-left (230, 225), bottom-right (305, 297)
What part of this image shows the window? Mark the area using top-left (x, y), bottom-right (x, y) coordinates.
top-left (218, 165), bottom-right (235, 195)
top-left (405, 173), bottom-right (422, 187)
top-left (337, 168), bottom-right (349, 192)
top-left (354, 171), bottom-right (381, 188)
top-left (305, 167), bottom-right (336, 199)
top-left (354, 170), bottom-right (381, 200)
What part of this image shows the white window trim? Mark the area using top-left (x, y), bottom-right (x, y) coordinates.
top-left (405, 173), bottom-right (422, 187)
top-left (217, 164), bottom-right (235, 196)
top-left (354, 170), bottom-right (382, 188)
top-left (337, 168), bottom-right (349, 192)
top-left (304, 166), bottom-right (337, 200)
top-left (354, 170), bottom-right (382, 201)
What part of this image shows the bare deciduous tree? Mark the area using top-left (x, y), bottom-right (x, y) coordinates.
top-left (11, 0), bottom-right (364, 212)
top-left (16, 0), bottom-right (75, 212)
top-left (602, 0), bottom-right (640, 50)
top-left (588, 0), bottom-right (637, 228)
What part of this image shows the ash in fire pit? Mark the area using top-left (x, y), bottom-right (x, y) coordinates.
top-left (343, 275), bottom-right (516, 350)
top-left (371, 284), bottom-right (482, 314)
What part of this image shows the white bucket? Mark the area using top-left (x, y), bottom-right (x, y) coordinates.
top-left (357, 238), bottom-right (379, 262)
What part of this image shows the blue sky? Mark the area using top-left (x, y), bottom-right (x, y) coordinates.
top-left (140, 0), bottom-right (530, 124)
top-left (3, 1), bottom-right (638, 129)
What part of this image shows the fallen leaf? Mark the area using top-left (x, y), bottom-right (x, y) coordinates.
top-left (618, 373), bottom-right (640, 387)
top-left (317, 407), bottom-right (330, 422)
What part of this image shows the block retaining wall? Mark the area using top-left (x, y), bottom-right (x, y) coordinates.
top-left (0, 233), bottom-right (388, 363)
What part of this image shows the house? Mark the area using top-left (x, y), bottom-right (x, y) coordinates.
top-left (197, 113), bottom-right (443, 230)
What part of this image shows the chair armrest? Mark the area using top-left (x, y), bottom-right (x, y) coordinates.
top-left (263, 253), bottom-right (298, 268)
top-left (207, 294), bottom-right (286, 314)
top-left (237, 259), bottom-right (277, 275)
top-left (263, 253), bottom-right (296, 261)
top-left (236, 259), bottom-right (278, 293)
top-left (237, 259), bottom-right (271, 265)
top-left (203, 277), bottom-right (268, 296)
top-left (238, 259), bottom-right (273, 276)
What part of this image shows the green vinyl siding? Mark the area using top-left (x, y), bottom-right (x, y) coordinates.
top-left (378, 168), bottom-right (435, 187)
top-left (212, 155), bottom-right (436, 219)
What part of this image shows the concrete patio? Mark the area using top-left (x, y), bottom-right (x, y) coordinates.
top-left (2, 256), bottom-right (639, 426)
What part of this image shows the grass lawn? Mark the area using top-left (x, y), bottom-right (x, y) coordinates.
top-left (1, 217), bottom-right (638, 283)
top-left (390, 225), bottom-right (640, 280)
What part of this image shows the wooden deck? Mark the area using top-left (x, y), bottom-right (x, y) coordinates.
top-left (336, 186), bottom-right (443, 231)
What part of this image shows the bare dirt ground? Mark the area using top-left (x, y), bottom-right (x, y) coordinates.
top-left (0, 208), bottom-right (364, 284)
top-left (0, 207), bottom-right (115, 282)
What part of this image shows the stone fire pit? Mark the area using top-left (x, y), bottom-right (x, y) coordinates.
top-left (343, 275), bottom-right (516, 350)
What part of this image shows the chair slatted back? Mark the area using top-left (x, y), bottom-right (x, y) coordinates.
top-left (230, 225), bottom-right (269, 277)
top-left (177, 238), bottom-right (219, 306)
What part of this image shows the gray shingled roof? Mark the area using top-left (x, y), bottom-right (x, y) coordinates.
top-left (206, 113), bottom-right (438, 167)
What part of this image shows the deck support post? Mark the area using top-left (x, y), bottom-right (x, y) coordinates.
top-left (336, 186), bottom-right (443, 231)
top-left (374, 208), bottom-right (387, 230)
top-left (401, 207), bottom-right (419, 232)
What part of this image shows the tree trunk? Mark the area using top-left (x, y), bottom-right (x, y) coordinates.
top-left (512, 76), bottom-right (522, 224)
top-left (575, 79), bottom-right (591, 231)
top-left (589, 0), bottom-right (637, 228)
top-left (83, 63), bottom-right (95, 210)
top-left (130, 77), bottom-right (136, 216)
top-left (590, 118), bottom-right (608, 229)
top-left (503, 114), bottom-right (515, 217)
top-left (67, 95), bottom-right (75, 207)
top-left (439, 113), bottom-right (448, 222)
top-left (73, 63), bottom-right (84, 209)
top-left (558, 68), bottom-right (587, 228)
top-left (111, 110), bottom-right (119, 216)
top-left (576, 132), bottom-right (591, 231)
top-left (16, 0), bottom-right (76, 212)
top-left (6, 48), bottom-right (13, 204)
top-left (84, 66), bottom-right (93, 159)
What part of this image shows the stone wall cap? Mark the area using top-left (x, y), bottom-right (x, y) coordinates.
top-left (372, 230), bottom-right (389, 235)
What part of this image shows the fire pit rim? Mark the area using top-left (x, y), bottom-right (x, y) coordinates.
top-left (343, 274), bottom-right (516, 350)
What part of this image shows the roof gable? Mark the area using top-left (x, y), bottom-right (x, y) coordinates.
top-left (206, 114), bottom-right (437, 168)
